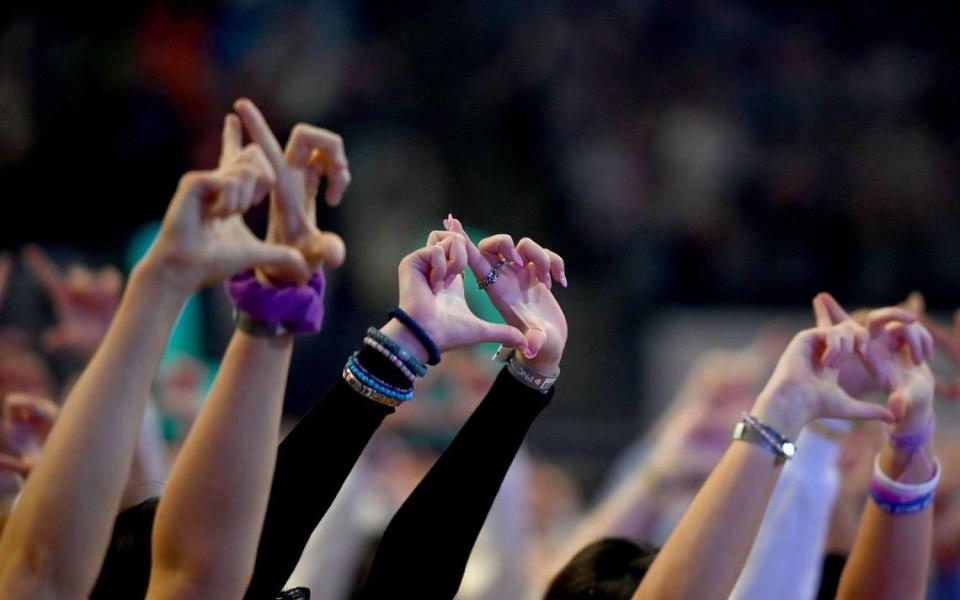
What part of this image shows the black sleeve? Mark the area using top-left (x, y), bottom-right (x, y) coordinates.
top-left (357, 367), bottom-right (552, 600)
top-left (245, 347), bottom-right (399, 599)
top-left (816, 553), bottom-right (847, 600)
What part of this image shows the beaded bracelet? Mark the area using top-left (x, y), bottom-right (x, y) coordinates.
top-left (388, 308), bottom-right (441, 365)
top-left (346, 353), bottom-right (414, 402)
top-left (366, 327), bottom-right (428, 377)
top-left (342, 367), bottom-right (404, 408)
top-left (364, 336), bottom-right (417, 383)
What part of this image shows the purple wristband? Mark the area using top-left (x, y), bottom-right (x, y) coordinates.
top-left (226, 271), bottom-right (325, 334)
top-left (889, 417), bottom-right (934, 451)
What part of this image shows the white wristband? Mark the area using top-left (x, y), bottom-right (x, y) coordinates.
top-left (873, 454), bottom-right (941, 497)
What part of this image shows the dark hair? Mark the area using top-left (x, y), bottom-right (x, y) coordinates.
top-left (543, 538), bottom-right (659, 600)
top-left (90, 497), bottom-right (158, 599)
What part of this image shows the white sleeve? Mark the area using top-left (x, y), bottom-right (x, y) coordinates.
top-left (728, 422), bottom-right (845, 600)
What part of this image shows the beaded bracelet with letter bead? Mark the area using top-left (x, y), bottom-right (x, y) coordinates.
top-left (366, 327), bottom-right (428, 377)
top-left (346, 354), bottom-right (414, 402)
top-left (342, 367), bottom-right (404, 408)
top-left (363, 336), bottom-right (417, 383)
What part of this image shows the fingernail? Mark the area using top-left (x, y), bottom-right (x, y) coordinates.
top-left (511, 250), bottom-right (523, 265)
top-left (560, 273), bottom-right (568, 288)
top-left (523, 347), bottom-right (537, 359)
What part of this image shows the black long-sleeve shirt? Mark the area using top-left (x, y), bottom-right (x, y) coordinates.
top-left (357, 367), bottom-right (552, 600)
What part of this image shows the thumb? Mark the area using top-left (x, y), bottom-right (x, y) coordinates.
top-left (475, 320), bottom-right (527, 349)
top-left (813, 292), bottom-right (848, 327)
top-left (246, 243), bottom-right (310, 285)
top-left (833, 390), bottom-right (895, 423)
top-left (888, 389), bottom-right (909, 424)
top-left (521, 326), bottom-right (547, 360)
top-left (304, 231), bottom-right (346, 270)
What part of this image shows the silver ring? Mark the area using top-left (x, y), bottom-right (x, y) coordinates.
top-left (478, 268), bottom-right (501, 290)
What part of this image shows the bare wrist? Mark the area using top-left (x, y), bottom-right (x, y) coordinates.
top-left (751, 384), bottom-right (808, 441)
top-left (131, 255), bottom-right (196, 304)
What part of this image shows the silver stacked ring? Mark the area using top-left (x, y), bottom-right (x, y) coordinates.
top-left (478, 258), bottom-right (509, 290)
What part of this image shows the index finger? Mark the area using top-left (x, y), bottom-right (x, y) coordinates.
top-left (220, 114), bottom-right (244, 167)
top-left (813, 292), bottom-right (849, 327)
top-left (233, 98), bottom-right (286, 169)
top-left (444, 215), bottom-right (493, 281)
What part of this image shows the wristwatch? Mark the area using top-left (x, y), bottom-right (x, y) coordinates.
top-left (732, 419), bottom-right (795, 465)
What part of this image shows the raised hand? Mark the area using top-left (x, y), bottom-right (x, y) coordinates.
top-left (22, 246), bottom-right (122, 357)
top-left (753, 309), bottom-right (894, 439)
top-left (143, 128), bottom-right (309, 294)
top-left (1, 393), bottom-right (59, 472)
top-left (233, 98), bottom-right (347, 280)
top-left (444, 216), bottom-right (568, 374)
top-left (900, 291), bottom-right (960, 399)
top-left (812, 293), bottom-right (934, 432)
top-left (381, 230), bottom-right (528, 360)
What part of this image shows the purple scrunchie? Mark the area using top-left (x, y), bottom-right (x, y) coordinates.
top-left (226, 270), bottom-right (325, 334)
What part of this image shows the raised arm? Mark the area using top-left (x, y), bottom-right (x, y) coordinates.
top-left (0, 135), bottom-right (307, 598)
top-left (146, 100), bottom-right (348, 599)
top-left (825, 295), bottom-right (938, 600)
top-left (633, 306), bottom-right (896, 600)
top-left (359, 222), bottom-right (567, 599)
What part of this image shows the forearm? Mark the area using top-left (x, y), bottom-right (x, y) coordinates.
top-left (836, 440), bottom-right (934, 599)
top-left (147, 330), bottom-right (292, 599)
top-left (633, 443), bottom-right (782, 600)
top-left (360, 368), bottom-right (551, 599)
top-left (0, 263), bottom-right (187, 596)
top-left (245, 348), bottom-right (395, 599)
top-left (634, 388), bottom-right (802, 600)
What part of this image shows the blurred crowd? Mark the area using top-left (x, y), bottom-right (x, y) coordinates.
top-left (1, 1), bottom-right (960, 597)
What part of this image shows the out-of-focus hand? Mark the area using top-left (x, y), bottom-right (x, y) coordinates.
top-left (753, 303), bottom-right (895, 439)
top-left (445, 216), bottom-right (568, 374)
top-left (381, 230), bottom-right (528, 361)
top-left (901, 291), bottom-right (960, 400)
top-left (22, 246), bottom-right (122, 358)
top-left (233, 99), bottom-right (347, 282)
top-left (813, 293), bottom-right (934, 435)
top-left (1, 392), bottom-right (59, 472)
top-left (0, 253), bottom-right (11, 313)
top-left (141, 135), bottom-right (309, 294)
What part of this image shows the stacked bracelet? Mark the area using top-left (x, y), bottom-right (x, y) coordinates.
top-left (342, 367), bottom-right (404, 408)
top-left (869, 454), bottom-right (941, 515)
top-left (345, 353), bottom-right (414, 402)
top-left (388, 308), bottom-right (441, 365)
top-left (366, 327), bottom-right (428, 377)
top-left (364, 336), bottom-right (417, 383)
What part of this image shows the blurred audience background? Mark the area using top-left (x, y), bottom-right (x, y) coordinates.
top-left (2, 0), bottom-right (960, 570)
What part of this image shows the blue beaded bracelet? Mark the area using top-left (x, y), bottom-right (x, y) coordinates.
top-left (366, 327), bottom-right (428, 377)
top-left (346, 354), bottom-right (414, 402)
top-left (388, 308), bottom-right (441, 365)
